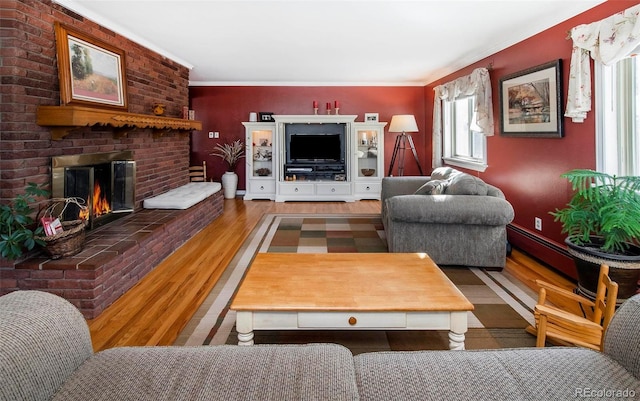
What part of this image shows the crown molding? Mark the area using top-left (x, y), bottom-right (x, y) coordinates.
top-left (53, 0), bottom-right (193, 70)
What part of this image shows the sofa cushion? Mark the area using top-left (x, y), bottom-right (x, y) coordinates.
top-left (143, 182), bottom-right (221, 209)
top-left (52, 344), bottom-right (360, 401)
top-left (444, 173), bottom-right (488, 196)
top-left (0, 291), bottom-right (93, 401)
top-left (414, 179), bottom-right (447, 195)
top-left (354, 347), bottom-right (640, 401)
top-left (386, 195), bottom-right (515, 226)
top-left (430, 166), bottom-right (456, 180)
top-left (604, 294), bottom-right (640, 379)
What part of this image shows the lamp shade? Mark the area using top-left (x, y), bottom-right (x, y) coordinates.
top-left (388, 115), bottom-right (418, 133)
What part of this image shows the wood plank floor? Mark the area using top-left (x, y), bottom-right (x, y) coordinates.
top-left (87, 198), bottom-right (577, 352)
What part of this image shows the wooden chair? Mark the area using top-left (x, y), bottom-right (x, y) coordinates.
top-left (528, 264), bottom-right (618, 351)
top-left (189, 161), bottom-right (207, 182)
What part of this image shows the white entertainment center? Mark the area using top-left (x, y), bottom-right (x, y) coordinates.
top-left (243, 115), bottom-right (386, 202)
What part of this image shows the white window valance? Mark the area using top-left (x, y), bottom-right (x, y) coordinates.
top-left (565, 4), bottom-right (640, 123)
top-left (432, 67), bottom-right (493, 168)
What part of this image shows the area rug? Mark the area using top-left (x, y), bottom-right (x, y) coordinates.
top-left (175, 213), bottom-right (539, 353)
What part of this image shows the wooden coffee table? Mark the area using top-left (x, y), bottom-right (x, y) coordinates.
top-left (230, 253), bottom-right (474, 350)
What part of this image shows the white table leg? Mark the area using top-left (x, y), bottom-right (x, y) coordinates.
top-left (448, 331), bottom-right (465, 350)
top-left (448, 311), bottom-right (468, 350)
top-left (236, 311), bottom-right (254, 346)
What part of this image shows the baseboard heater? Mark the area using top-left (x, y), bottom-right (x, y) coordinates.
top-left (507, 224), bottom-right (571, 259)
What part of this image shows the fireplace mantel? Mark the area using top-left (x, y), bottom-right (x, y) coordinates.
top-left (37, 105), bottom-right (202, 140)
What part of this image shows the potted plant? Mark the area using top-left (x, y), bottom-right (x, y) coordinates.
top-left (550, 169), bottom-right (640, 300)
top-left (211, 139), bottom-right (245, 199)
top-left (0, 183), bottom-right (49, 260)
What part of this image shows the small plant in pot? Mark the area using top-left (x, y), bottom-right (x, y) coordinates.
top-left (211, 139), bottom-right (245, 172)
top-left (550, 169), bottom-right (640, 301)
top-left (0, 183), bottom-right (50, 260)
top-left (211, 139), bottom-right (245, 199)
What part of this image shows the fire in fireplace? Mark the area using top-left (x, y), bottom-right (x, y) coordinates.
top-left (52, 151), bottom-right (135, 229)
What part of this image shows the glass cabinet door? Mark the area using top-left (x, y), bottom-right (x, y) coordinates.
top-left (250, 129), bottom-right (273, 178)
top-left (356, 129), bottom-right (380, 178)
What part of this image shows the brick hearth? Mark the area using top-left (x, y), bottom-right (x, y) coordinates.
top-left (12, 191), bottom-right (223, 319)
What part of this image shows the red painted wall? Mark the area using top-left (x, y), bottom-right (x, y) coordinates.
top-left (189, 86), bottom-right (426, 188)
top-left (424, 0), bottom-right (638, 278)
top-left (188, 1), bottom-right (636, 279)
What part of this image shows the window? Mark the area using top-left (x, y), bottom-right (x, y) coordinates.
top-left (596, 56), bottom-right (639, 177)
top-left (432, 67), bottom-right (493, 170)
top-left (442, 95), bottom-right (487, 171)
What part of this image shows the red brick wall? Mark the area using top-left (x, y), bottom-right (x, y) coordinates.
top-left (1, 0), bottom-right (199, 299)
top-left (0, 0), bottom-right (193, 207)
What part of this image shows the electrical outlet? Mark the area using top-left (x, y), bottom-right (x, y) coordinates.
top-left (214, 131), bottom-right (219, 138)
top-left (208, 131), bottom-right (214, 138)
top-left (534, 217), bottom-right (542, 231)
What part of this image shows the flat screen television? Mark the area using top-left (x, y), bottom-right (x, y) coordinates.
top-left (285, 123), bottom-right (346, 163)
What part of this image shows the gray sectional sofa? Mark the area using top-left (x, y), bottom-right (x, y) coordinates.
top-left (1, 290), bottom-right (639, 400)
top-left (382, 167), bottom-right (515, 269)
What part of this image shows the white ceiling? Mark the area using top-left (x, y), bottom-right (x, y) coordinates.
top-left (54, 0), bottom-right (604, 86)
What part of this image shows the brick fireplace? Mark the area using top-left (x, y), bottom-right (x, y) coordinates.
top-left (0, 1), bottom-right (216, 318)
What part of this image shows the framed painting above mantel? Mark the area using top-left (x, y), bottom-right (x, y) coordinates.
top-left (499, 60), bottom-right (563, 138)
top-left (54, 22), bottom-right (128, 110)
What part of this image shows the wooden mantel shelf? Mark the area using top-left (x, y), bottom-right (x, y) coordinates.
top-left (37, 105), bottom-right (202, 140)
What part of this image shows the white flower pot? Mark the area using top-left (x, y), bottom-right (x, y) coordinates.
top-left (221, 171), bottom-right (238, 199)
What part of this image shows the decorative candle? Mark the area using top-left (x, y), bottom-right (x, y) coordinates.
top-left (326, 102), bottom-right (331, 110)
top-left (334, 100), bottom-right (339, 108)
top-left (313, 100), bottom-right (318, 108)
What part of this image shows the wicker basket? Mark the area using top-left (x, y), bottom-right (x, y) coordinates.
top-left (36, 219), bottom-right (87, 259)
top-left (36, 198), bottom-right (88, 259)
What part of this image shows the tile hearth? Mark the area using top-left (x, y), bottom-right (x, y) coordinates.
top-left (20, 209), bottom-right (179, 272)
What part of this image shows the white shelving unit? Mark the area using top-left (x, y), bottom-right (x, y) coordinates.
top-left (243, 122), bottom-right (276, 200)
top-left (353, 122), bottom-right (386, 200)
top-left (242, 115), bottom-right (386, 202)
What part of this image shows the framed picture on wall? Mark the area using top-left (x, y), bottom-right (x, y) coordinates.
top-left (499, 59), bottom-right (563, 138)
top-left (364, 113), bottom-right (379, 122)
top-left (54, 22), bottom-right (128, 110)
top-left (259, 112), bottom-right (274, 122)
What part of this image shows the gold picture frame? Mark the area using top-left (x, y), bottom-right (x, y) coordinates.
top-left (54, 22), bottom-right (128, 110)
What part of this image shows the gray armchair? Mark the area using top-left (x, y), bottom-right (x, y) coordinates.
top-left (381, 169), bottom-right (514, 269)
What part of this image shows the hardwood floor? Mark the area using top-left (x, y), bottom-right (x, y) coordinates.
top-left (87, 198), bottom-right (576, 352)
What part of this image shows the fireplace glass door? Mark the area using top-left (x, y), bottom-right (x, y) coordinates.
top-left (52, 151), bottom-right (135, 229)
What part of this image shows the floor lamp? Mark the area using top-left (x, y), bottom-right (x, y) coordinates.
top-left (387, 114), bottom-right (424, 176)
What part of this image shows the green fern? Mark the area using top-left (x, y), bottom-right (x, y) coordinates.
top-left (551, 169), bottom-right (640, 254)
